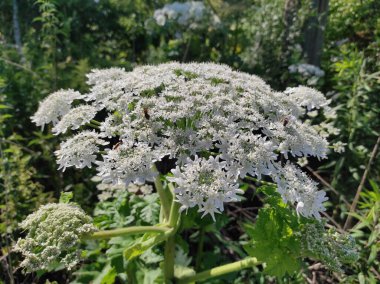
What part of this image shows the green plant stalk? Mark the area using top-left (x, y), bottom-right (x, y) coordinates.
top-left (88, 226), bottom-right (170, 240)
top-left (245, 175), bottom-right (275, 186)
top-left (177, 257), bottom-right (260, 284)
top-left (153, 165), bottom-right (172, 221)
top-left (195, 228), bottom-right (205, 271)
top-left (164, 199), bottom-right (181, 283)
top-left (90, 119), bottom-right (101, 126)
top-left (87, 122), bottom-right (100, 129)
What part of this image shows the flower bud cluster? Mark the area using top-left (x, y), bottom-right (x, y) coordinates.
top-left (301, 222), bottom-right (358, 272)
top-left (32, 62), bottom-right (335, 220)
top-left (14, 203), bottom-right (97, 271)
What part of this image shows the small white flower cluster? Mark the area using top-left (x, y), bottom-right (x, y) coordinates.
top-left (52, 105), bottom-right (97, 134)
top-left (289, 63), bottom-right (325, 78)
top-left (31, 89), bottom-right (81, 129)
top-left (169, 156), bottom-right (243, 220)
top-left (55, 131), bottom-right (108, 171)
top-left (275, 164), bottom-right (328, 219)
top-left (14, 203), bottom-right (97, 271)
top-left (32, 62), bottom-right (335, 220)
top-left (153, 1), bottom-right (219, 28)
top-left (332, 141), bottom-right (346, 153)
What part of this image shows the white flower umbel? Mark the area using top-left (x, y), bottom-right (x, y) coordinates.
top-left (31, 62), bottom-right (335, 220)
top-left (96, 141), bottom-right (161, 185)
top-left (153, 1), bottom-right (213, 28)
top-left (53, 105), bottom-right (97, 134)
top-left (14, 203), bottom-right (96, 271)
top-left (284, 86), bottom-right (329, 111)
top-left (169, 156), bottom-right (243, 221)
top-left (31, 89), bottom-right (81, 128)
top-left (274, 163), bottom-right (328, 219)
top-left (55, 131), bottom-right (108, 171)
top-left (219, 132), bottom-right (278, 179)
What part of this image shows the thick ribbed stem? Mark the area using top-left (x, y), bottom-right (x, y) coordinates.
top-left (164, 199), bottom-right (181, 283)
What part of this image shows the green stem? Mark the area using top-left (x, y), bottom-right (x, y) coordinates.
top-left (88, 226), bottom-right (170, 240)
top-left (244, 176), bottom-right (275, 186)
top-left (126, 261), bottom-right (136, 284)
top-left (164, 198), bottom-right (181, 283)
top-left (153, 165), bottom-right (172, 221)
top-left (90, 119), bottom-right (101, 126)
top-left (195, 228), bottom-right (205, 271)
top-left (87, 123), bottom-right (100, 129)
top-left (164, 235), bottom-right (176, 283)
top-left (168, 200), bottom-right (181, 228)
top-left (177, 257), bottom-right (260, 284)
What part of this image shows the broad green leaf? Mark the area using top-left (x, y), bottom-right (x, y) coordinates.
top-left (243, 205), bottom-right (302, 277)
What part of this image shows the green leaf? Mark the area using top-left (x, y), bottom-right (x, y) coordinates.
top-left (124, 242), bottom-right (146, 261)
top-left (243, 206), bottom-right (302, 277)
top-left (59, 191), bottom-right (73, 203)
top-left (92, 263), bottom-right (117, 284)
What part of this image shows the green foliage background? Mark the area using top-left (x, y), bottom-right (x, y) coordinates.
top-left (0, 0), bottom-right (379, 283)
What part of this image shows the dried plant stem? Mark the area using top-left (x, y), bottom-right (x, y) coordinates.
top-left (343, 135), bottom-right (380, 230)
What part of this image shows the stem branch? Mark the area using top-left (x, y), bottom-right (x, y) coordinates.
top-left (177, 257), bottom-right (260, 284)
top-left (88, 226), bottom-right (170, 240)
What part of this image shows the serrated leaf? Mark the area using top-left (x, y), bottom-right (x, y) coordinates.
top-left (243, 206), bottom-right (302, 277)
top-left (59, 191), bottom-right (73, 203)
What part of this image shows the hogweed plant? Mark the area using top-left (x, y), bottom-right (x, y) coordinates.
top-left (17, 62), bottom-right (358, 282)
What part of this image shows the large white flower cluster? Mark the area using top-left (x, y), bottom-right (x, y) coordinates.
top-left (32, 62), bottom-right (336, 220)
top-left (153, 1), bottom-right (219, 28)
top-left (14, 203), bottom-right (96, 271)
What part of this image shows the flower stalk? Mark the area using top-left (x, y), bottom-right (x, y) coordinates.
top-left (164, 191), bottom-right (182, 283)
top-left (153, 165), bottom-right (172, 221)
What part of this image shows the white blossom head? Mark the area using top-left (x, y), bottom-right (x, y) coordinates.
top-left (284, 86), bottom-right (329, 111)
top-left (96, 140), bottom-right (162, 186)
top-left (31, 62), bottom-right (334, 220)
top-left (55, 131), bottom-right (108, 171)
top-left (168, 156), bottom-right (243, 220)
top-left (14, 203), bottom-right (97, 271)
top-left (274, 163), bottom-right (328, 219)
top-left (31, 89), bottom-right (81, 129)
top-left (52, 105), bottom-right (97, 134)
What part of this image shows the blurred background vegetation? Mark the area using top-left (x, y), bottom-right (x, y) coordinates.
top-left (0, 0), bottom-right (379, 283)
